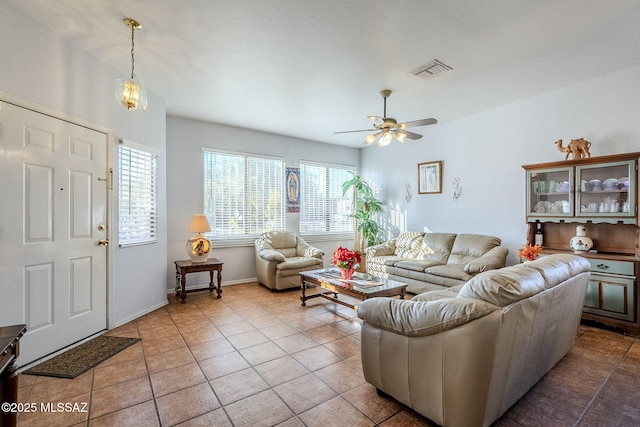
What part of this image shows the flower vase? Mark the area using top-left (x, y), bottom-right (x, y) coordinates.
top-left (340, 267), bottom-right (355, 280)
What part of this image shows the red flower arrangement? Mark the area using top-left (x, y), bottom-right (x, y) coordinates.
top-left (519, 244), bottom-right (542, 261)
top-left (332, 246), bottom-right (361, 270)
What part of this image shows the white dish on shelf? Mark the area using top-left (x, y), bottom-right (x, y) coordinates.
top-left (603, 178), bottom-right (618, 190)
top-left (618, 176), bottom-right (629, 188)
top-left (589, 179), bottom-right (603, 191)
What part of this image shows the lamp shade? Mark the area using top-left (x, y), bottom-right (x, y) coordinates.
top-left (116, 76), bottom-right (148, 110)
top-left (188, 214), bottom-right (211, 233)
top-left (365, 134), bottom-right (377, 145)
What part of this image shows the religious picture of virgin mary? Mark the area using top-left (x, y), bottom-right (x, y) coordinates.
top-left (286, 167), bottom-right (300, 212)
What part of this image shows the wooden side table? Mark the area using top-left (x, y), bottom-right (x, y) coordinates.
top-left (1, 324), bottom-right (27, 427)
top-left (174, 258), bottom-right (223, 303)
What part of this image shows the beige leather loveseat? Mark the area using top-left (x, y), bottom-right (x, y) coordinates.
top-left (255, 231), bottom-right (324, 290)
top-left (365, 231), bottom-right (508, 294)
top-left (357, 254), bottom-right (590, 427)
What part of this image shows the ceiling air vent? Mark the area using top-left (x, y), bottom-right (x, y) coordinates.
top-left (409, 59), bottom-right (452, 81)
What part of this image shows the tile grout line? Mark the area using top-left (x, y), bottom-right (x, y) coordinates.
top-left (171, 299), bottom-right (235, 427)
top-left (573, 336), bottom-right (634, 427)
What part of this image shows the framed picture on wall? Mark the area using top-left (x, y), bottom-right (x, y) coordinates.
top-left (418, 161), bottom-right (443, 194)
top-left (286, 167), bottom-right (300, 212)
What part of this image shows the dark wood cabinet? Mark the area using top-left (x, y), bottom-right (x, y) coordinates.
top-left (1, 324), bottom-right (27, 427)
top-left (523, 153), bottom-right (640, 336)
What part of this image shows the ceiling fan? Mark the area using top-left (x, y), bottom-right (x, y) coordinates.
top-left (335, 89), bottom-right (437, 147)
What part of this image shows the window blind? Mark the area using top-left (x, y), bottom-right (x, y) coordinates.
top-left (118, 143), bottom-right (158, 247)
top-left (203, 150), bottom-right (284, 239)
top-left (299, 161), bottom-right (354, 235)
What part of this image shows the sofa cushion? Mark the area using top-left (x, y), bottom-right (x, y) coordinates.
top-left (464, 254), bottom-right (505, 274)
top-left (257, 248), bottom-right (286, 262)
top-left (447, 234), bottom-right (501, 265)
top-left (386, 266), bottom-right (431, 282)
top-left (263, 231), bottom-right (297, 249)
top-left (411, 288), bottom-right (460, 302)
top-left (394, 260), bottom-right (441, 272)
top-left (394, 231), bottom-right (426, 258)
top-left (457, 264), bottom-right (546, 307)
top-left (525, 253), bottom-right (590, 289)
top-left (276, 256), bottom-right (322, 270)
top-left (458, 255), bottom-right (592, 307)
top-left (356, 297), bottom-right (498, 337)
top-left (425, 264), bottom-right (472, 281)
top-left (418, 233), bottom-right (456, 263)
top-left (383, 256), bottom-right (405, 266)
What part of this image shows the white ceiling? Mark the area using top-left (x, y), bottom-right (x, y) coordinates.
top-left (9, 0), bottom-right (640, 147)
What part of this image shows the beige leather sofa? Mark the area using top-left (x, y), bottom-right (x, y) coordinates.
top-left (365, 231), bottom-right (508, 294)
top-left (357, 254), bottom-right (590, 427)
top-left (255, 231), bottom-right (324, 290)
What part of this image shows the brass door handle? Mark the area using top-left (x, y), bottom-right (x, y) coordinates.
top-left (98, 239), bottom-right (109, 247)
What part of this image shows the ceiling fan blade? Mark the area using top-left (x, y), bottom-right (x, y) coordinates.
top-left (398, 118), bottom-right (438, 129)
top-left (334, 128), bottom-right (376, 134)
top-left (396, 129), bottom-right (423, 140)
top-left (368, 116), bottom-right (384, 126)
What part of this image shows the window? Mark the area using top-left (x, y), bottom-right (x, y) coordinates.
top-left (118, 140), bottom-right (158, 247)
top-left (299, 161), bottom-right (354, 235)
top-left (203, 150), bottom-right (284, 241)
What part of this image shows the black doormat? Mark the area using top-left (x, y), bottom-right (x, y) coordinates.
top-left (23, 336), bottom-right (141, 379)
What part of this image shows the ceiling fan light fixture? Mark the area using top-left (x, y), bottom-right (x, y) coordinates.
top-left (116, 18), bottom-right (148, 111)
top-left (379, 132), bottom-right (393, 147)
top-left (334, 89), bottom-right (437, 147)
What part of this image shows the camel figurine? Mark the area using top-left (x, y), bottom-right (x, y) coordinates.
top-left (555, 138), bottom-right (592, 160)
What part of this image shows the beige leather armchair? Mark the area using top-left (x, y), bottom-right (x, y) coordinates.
top-left (255, 231), bottom-right (324, 290)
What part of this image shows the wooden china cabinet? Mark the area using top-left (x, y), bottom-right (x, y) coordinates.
top-left (523, 152), bottom-right (640, 336)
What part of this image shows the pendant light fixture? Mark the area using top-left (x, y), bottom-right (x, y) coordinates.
top-left (116, 18), bottom-right (148, 111)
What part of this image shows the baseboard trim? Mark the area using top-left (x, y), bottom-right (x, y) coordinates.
top-left (113, 300), bottom-right (169, 328)
top-left (167, 278), bottom-right (258, 295)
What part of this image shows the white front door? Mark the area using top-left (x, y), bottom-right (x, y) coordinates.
top-left (0, 100), bottom-right (108, 365)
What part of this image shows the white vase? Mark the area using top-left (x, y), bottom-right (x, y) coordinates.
top-left (569, 225), bottom-right (593, 253)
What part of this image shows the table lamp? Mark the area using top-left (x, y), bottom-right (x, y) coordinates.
top-left (186, 214), bottom-right (211, 262)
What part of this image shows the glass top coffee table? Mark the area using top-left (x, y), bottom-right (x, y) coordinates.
top-left (300, 268), bottom-right (407, 310)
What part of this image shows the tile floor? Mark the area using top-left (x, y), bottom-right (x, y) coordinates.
top-left (14, 282), bottom-right (640, 426)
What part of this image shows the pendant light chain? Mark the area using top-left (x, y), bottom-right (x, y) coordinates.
top-left (130, 24), bottom-right (136, 80)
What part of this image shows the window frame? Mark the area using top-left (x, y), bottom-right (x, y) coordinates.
top-left (202, 148), bottom-right (285, 246)
top-left (117, 139), bottom-right (159, 248)
top-left (298, 160), bottom-right (355, 241)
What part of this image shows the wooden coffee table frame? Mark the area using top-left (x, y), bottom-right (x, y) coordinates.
top-left (300, 268), bottom-right (406, 310)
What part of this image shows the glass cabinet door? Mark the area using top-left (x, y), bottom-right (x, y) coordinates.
top-left (527, 167), bottom-right (573, 218)
top-left (576, 160), bottom-right (635, 219)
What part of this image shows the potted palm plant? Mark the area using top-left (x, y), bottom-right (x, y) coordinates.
top-left (342, 173), bottom-right (384, 270)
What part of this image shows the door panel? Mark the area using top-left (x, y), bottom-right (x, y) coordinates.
top-left (0, 100), bottom-right (108, 365)
top-left (70, 256), bottom-right (92, 316)
top-left (70, 171), bottom-right (92, 239)
top-left (24, 263), bottom-right (54, 330)
top-left (24, 163), bottom-right (54, 242)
